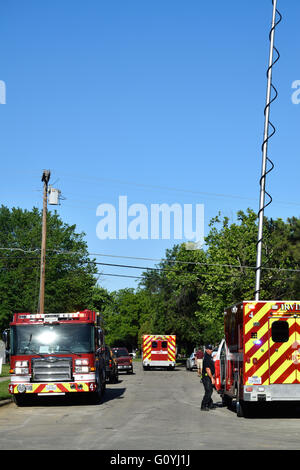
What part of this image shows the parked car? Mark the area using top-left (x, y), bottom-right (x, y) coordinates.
top-left (186, 352), bottom-right (197, 371)
top-left (112, 347), bottom-right (133, 374)
top-left (104, 346), bottom-right (119, 383)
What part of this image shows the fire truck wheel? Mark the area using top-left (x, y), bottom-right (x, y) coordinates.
top-left (113, 373), bottom-right (119, 383)
top-left (90, 372), bottom-right (105, 404)
top-left (14, 394), bottom-right (30, 407)
top-left (222, 394), bottom-right (232, 408)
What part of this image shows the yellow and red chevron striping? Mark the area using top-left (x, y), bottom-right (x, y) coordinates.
top-left (10, 382), bottom-right (93, 394)
top-left (269, 321), bottom-right (300, 384)
top-left (142, 335), bottom-right (152, 359)
top-left (244, 301), bottom-right (300, 385)
top-left (244, 302), bottom-right (272, 385)
top-left (142, 335), bottom-right (176, 362)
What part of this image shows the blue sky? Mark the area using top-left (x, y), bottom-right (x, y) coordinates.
top-left (0, 0), bottom-right (300, 291)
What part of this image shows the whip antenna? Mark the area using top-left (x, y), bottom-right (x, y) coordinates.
top-left (255, 0), bottom-right (282, 300)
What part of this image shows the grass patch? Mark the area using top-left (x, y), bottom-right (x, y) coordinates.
top-left (0, 364), bottom-right (10, 377)
top-left (0, 380), bottom-right (10, 401)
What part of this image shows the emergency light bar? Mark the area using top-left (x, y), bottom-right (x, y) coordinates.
top-left (18, 312), bottom-right (88, 321)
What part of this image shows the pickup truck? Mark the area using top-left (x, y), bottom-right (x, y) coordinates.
top-left (111, 347), bottom-right (133, 374)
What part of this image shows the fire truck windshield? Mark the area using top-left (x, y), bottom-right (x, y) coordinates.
top-left (11, 324), bottom-right (94, 355)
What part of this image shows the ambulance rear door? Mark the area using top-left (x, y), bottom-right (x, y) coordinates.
top-left (151, 338), bottom-right (168, 362)
top-left (268, 316), bottom-right (300, 384)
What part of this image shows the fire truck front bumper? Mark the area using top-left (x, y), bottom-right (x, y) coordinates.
top-left (244, 384), bottom-right (300, 402)
top-left (9, 381), bottom-right (97, 395)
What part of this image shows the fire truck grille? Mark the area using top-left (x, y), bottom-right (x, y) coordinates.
top-left (32, 357), bottom-right (72, 382)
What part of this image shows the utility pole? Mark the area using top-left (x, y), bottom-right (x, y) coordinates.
top-left (39, 170), bottom-right (51, 314)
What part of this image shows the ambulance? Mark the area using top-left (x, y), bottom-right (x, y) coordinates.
top-left (142, 335), bottom-right (176, 370)
top-left (214, 301), bottom-right (300, 417)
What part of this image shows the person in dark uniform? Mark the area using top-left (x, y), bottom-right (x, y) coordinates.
top-left (201, 344), bottom-right (216, 411)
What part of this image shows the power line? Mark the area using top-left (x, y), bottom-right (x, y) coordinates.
top-left (94, 261), bottom-right (249, 278)
top-left (0, 247), bottom-right (300, 273)
top-left (5, 168), bottom-right (300, 207)
top-left (59, 172), bottom-right (300, 208)
top-left (99, 272), bottom-right (143, 280)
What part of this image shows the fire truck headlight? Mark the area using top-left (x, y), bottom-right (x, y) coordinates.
top-left (15, 368), bottom-right (29, 375)
top-left (75, 359), bottom-right (90, 373)
top-left (16, 361), bottom-right (29, 367)
top-left (15, 361), bottom-right (29, 375)
top-left (75, 359), bottom-right (89, 366)
top-left (75, 366), bottom-right (89, 373)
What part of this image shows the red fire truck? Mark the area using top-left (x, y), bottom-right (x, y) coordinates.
top-left (214, 300), bottom-right (300, 417)
top-left (142, 335), bottom-right (176, 370)
top-left (6, 310), bottom-right (106, 406)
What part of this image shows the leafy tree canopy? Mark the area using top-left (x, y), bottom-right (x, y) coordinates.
top-left (0, 205), bottom-right (97, 329)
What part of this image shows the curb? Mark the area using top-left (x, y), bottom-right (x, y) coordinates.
top-left (0, 377), bottom-right (12, 406)
top-left (0, 398), bottom-right (13, 407)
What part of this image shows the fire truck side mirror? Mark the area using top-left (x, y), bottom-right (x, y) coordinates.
top-left (97, 328), bottom-right (104, 347)
top-left (1, 329), bottom-right (8, 347)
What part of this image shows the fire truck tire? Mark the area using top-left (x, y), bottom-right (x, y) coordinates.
top-left (89, 390), bottom-right (102, 404)
top-left (113, 373), bottom-right (119, 383)
top-left (14, 394), bottom-right (30, 407)
top-left (109, 373), bottom-right (118, 383)
top-left (222, 394), bottom-right (232, 408)
top-left (89, 371), bottom-right (106, 404)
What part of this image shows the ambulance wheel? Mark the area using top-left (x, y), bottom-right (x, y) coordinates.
top-left (236, 400), bottom-right (243, 417)
top-left (236, 400), bottom-right (252, 418)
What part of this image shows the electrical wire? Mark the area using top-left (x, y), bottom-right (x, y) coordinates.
top-left (0, 247), bottom-right (300, 273)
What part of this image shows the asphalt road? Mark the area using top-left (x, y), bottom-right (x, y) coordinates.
top-left (1, 362), bottom-right (300, 450)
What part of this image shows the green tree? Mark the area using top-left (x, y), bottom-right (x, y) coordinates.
top-left (0, 205), bottom-right (97, 329)
top-left (103, 288), bottom-right (143, 350)
top-left (138, 209), bottom-right (300, 349)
